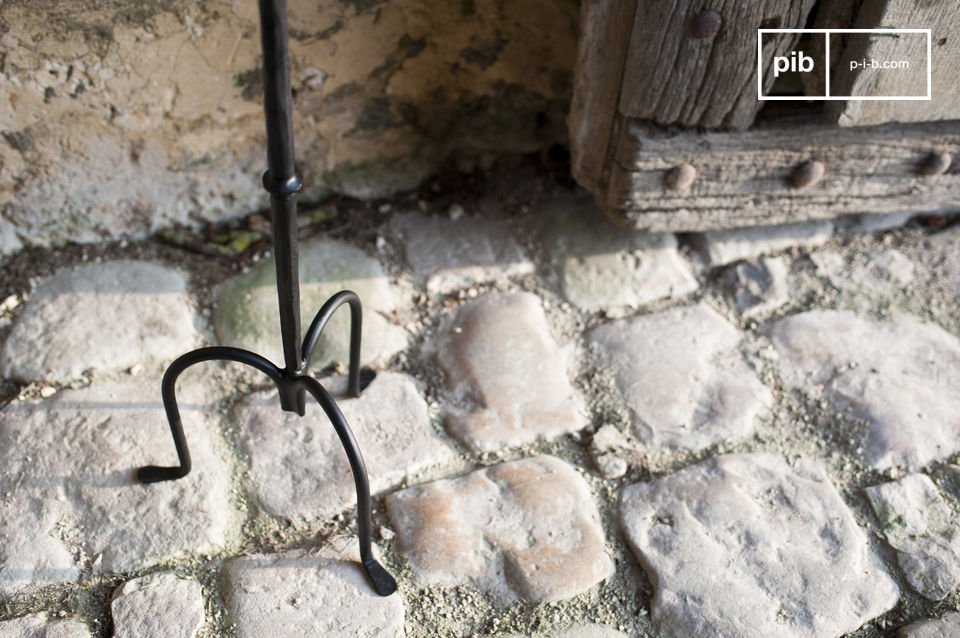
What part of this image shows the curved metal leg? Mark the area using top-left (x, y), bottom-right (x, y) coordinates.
top-left (300, 290), bottom-right (363, 397)
top-left (299, 375), bottom-right (398, 596)
top-left (138, 347), bottom-right (284, 484)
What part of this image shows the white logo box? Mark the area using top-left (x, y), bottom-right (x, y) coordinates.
top-left (757, 29), bottom-right (932, 101)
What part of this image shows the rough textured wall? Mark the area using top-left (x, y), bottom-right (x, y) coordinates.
top-left (0, 0), bottom-right (578, 254)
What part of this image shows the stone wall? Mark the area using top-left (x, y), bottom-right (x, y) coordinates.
top-left (0, 0), bottom-right (578, 254)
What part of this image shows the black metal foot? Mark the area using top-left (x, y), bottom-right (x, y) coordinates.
top-left (358, 367), bottom-right (376, 392)
top-left (362, 557), bottom-right (398, 596)
top-left (137, 465), bottom-right (189, 483)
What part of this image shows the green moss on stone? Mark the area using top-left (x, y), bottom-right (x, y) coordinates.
top-left (368, 34), bottom-right (427, 82)
top-left (338, 0), bottom-right (382, 14)
top-left (2, 130), bottom-right (34, 153)
top-left (352, 96), bottom-right (419, 135)
top-left (460, 33), bottom-right (508, 71)
top-left (234, 67), bottom-right (263, 102)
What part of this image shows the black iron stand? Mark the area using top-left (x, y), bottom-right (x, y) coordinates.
top-left (136, 0), bottom-right (398, 597)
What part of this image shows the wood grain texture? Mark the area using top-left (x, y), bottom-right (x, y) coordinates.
top-left (603, 118), bottom-right (960, 232)
top-left (617, 0), bottom-right (817, 130)
top-left (569, 0), bottom-right (638, 191)
top-left (829, 0), bottom-right (960, 126)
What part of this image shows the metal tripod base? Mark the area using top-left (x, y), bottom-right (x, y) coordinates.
top-left (137, 291), bottom-right (398, 597)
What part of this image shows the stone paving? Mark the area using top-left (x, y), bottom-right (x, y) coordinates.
top-left (864, 474), bottom-right (960, 602)
top-left (589, 303), bottom-right (771, 452)
top-left (221, 544), bottom-right (406, 638)
top-left (0, 190), bottom-right (959, 636)
top-left (620, 453), bottom-right (898, 637)
top-left (427, 292), bottom-right (586, 453)
top-left (110, 574), bottom-right (205, 638)
top-left (769, 310), bottom-right (960, 471)
top-left (386, 455), bottom-right (613, 605)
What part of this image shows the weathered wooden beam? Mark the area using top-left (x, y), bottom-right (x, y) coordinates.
top-left (569, 0), bottom-right (638, 191)
top-left (828, 0), bottom-right (960, 126)
top-left (604, 118), bottom-right (960, 232)
top-left (617, 0), bottom-right (816, 130)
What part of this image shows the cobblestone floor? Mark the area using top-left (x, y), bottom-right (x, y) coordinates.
top-left (0, 170), bottom-right (958, 637)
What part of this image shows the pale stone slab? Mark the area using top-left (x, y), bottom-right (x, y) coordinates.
top-left (589, 303), bottom-right (771, 451)
top-left (429, 292), bottom-right (587, 453)
top-left (215, 239), bottom-right (408, 368)
top-left (0, 381), bottom-right (234, 596)
top-left (770, 310), bottom-right (960, 470)
top-left (694, 220), bottom-right (834, 267)
top-left (386, 455), bottom-right (613, 604)
top-left (392, 212), bottom-right (534, 294)
top-left (0, 613), bottom-right (91, 638)
top-left (620, 452), bottom-right (899, 638)
top-left (812, 249), bottom-right (915, 294)
top-left (221, 546), bottom-right (404, 638)
top-left (1, 261), bottom-right (200, 382)
top-left (237, 371), bottom-right (457, 521)
top-left (539, 195), bottom-right (697, 312)
top-left (865, 474), bottom-right (960, 600)
top-left (899, 612), bottom-right (960, 638)
top-left (727, 257), bottom-right (790, 317)
top-left (840, 212), bottom-right (914, 234)
top-left (112, 573), bottom-right (205, 638)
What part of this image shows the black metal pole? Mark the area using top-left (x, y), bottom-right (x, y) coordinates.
top-left (137, 0), bottom-right (399, 599)
top-left (258, 0), bottom-right (302, 375)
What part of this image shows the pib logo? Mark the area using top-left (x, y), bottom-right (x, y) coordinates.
top-left (759, 29), bottom-right (931, 100)
top-left (773, 50), bottom-right (814, 78)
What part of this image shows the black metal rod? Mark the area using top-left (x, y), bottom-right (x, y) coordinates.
top-left (258, 0), bottom-right (296, 180)
top-left (136, 0), bottom-right (399, 598)
top-left (258, 0), bottom-right (302, 374)
top-left (137, 347), bottom-right (283, 484)
top-left (299, 375), bottom-right (397, 595)
top-left (301, 290), bottom-right (362, 396)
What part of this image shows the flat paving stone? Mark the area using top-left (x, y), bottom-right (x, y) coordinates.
top-left (840, 212), bottom-right (914, 235)
top-left (770, 310), bottom-right (960, 470)
top-left (812, 249), bottom-right (915, 294)
top-left (0, 613), bottom-right (91, 637)
top-left (589, 303), bottom-right (771, 451)
top-left (215, 239), bottom-right (408, 368)
top-left (898, 612), bottom-right (960, 638)
top-left (0, 380), bottom-right (234, 596)
top-left (429, 292), bottom-right (586, 453)
top-left (1, 261), bottom-right (200, 382)
top-left (864, 473), bottom-right (960, 601)
top-left (727, 256), bottom-right (790, 317)
top-left (237, 371), bottom-right (457, 522)
top-left (221, 544), bottom-right (404, 638)
top-left (620, 452), bottom-right (899, 638)
top-left (694, 220), bottom-right (834, 267)
top-left (111, 573), bottom-right (205, 638)
top-left (386, 455), bottom-right (613, 604)
top-left (392, 212), bottom-right (533, 294)
top-left (538, 195), bottom-right (697, 313)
